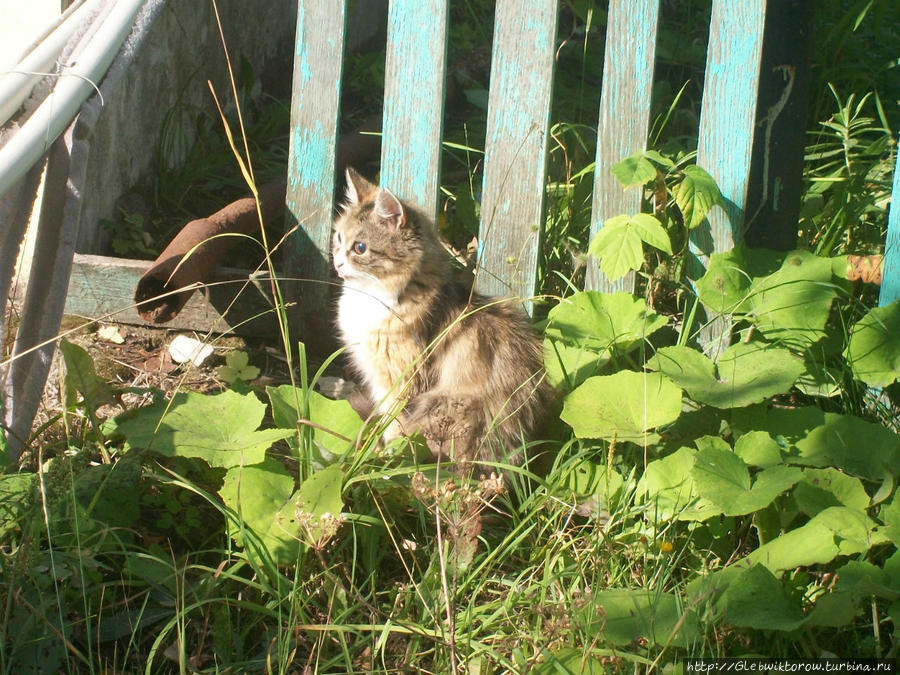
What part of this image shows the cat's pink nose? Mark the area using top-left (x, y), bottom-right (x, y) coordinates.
top-left (334, 261), bottom-right (345, 279)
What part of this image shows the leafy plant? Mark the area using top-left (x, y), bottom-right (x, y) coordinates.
top-left (588, 151), bottom-right (724, 299)
top-left (800, 87), bottom-right (895, 257)
top-left (100, 210), bottom-right (156, 258)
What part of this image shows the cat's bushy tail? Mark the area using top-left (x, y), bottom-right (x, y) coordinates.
top-left (405, 386), bottom-right (550, 468)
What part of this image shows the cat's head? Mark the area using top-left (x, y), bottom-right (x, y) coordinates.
top-left (332, 168), bottom-right (432, 294)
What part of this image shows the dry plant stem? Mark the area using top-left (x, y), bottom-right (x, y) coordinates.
top-left (432, 457), bottom-right (460, 673)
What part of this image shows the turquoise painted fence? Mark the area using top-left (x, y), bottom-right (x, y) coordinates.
top-left (880, 146), bottom-right (900, 306)
top-left (285, 0), bottom-right (900, 335)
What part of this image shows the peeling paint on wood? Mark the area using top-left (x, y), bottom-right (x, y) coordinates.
top-left (587, 0), bottom-right (660, 293)
top-left (695, 0), bottom-right (766, 258)
top-left (694, 0), bottom-right (765, 357)
top-left (878, 143), bottom-right (900, 306)
top-left (476, 0), bottom-right (558, 308)
top-left (284, 0), bottom-right (347, 337)
top-left (381, 0), bottom-right (448, 221)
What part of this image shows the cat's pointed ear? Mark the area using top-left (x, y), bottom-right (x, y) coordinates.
top-left (344, 167), bottom-right (375, 206)
top-left (375, 189), bottom-right (406, 230)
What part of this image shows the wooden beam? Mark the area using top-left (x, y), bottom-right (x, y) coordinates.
top-left (694, 0), bottom-right (766, 357)
top-left (284, 0), bottom-right (347, 352)
top-left (477, 0), bottom-right (558, 308)
top-left (695, 0), bottom-right (766, 256)
top-left (381, 0), bottom-right (448, 222)
top-left (743, 0), bottom-right (813, 250)
top-left (64, 254), bottom-right (280, 336)
top-left (586, 0), bottom-right (660, 294)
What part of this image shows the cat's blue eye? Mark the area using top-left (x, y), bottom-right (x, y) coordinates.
top-left (352, 241), bottom-right (367, 255)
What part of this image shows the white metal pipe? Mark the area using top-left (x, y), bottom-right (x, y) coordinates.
top-left (0, 0), bottom-right (101, 127)
top-left (0, 0), bottom-right (144, 200)
top-left (1, 0), bottom-right (87, 72)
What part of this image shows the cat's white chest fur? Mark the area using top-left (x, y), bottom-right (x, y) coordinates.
top-left (337, 283), bottom-right (394, 347)
top-left (337, 280), bottom-right (398, 397)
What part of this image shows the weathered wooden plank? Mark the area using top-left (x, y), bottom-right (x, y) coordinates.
top-left (742, 0), bottom-right (812, 250)
top-left (586, 0), bottom-right (660, 293)
top-left (694, 0), bottom-right (766, 357)
top-left (64, 254), bottom-right (279, 336)
top-left (878, 144), bottom-right (900, 306)
top-left (695, 1), bottom-right (766, 256)
top-left (284, 0), bottom-right (347, 346)
top-left (476, 0), bottom-right (558, 306)
top-left (381, 0), bottom-right (448, 220)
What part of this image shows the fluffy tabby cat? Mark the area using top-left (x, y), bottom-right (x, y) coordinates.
top-left (332, 168), bottom-right (552, 467)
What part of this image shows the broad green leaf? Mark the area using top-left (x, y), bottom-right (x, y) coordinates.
top-left (545, 291), bottom-right (668, 355)
top-left (565, 458), bottom-right (624, 504)
top-left (589, 214), bottom-right (673, 281)
top-left (221, 457), bottom-right (302, 564)
top-left (267, 385), bottom-right (363, 462)
top-left (845, 300), bottom-right (900, 387)
top-left (746, 506), bottom-right (888, 572)
top-left (647, 342), bottom-right (803, 408)
top-left (717, 565), bottom-right (804, 631)
top-left (734, 431), bottom-right (783, 468)
top-left (692, 446), bottom-right (802, 516)
top-left (794, 354), bottom-right (842, 398)
top-left (0, 473), bottom-right (38, 540)
top-left (879, 494), bottom-right (900, 542)
top-left (580, 589), bottom-right (699, 647)
top-left (610, 153), bottom-right (657, 189)
top-left (675, 165), bottom-right (723, 229)
top-left (637, 447), bottom-right (720, 521)
top-left (543, 338), bottom-right (609, 389)
top-left (792, 413), bottom-right (900, 480)
top-left (588, 215), bottom-right (644, 281)
top-left (59, 339), bottom-right (115, 411)
top-left (561, 371), bottom-right (682, 443)
top-left (694, 435), bottom-right (731, 454)
top-left (732, 406), bottom-right (900, 481)
top-left (630, 213), bottom-right (673, 254)
top-left (793, 467), bottom-right (870, 517)
top-left (291, 464), bottom-right (344, 546)
top-left (642, 149), bottom-right (676, 169)
top-left (745, 250), bottom-right (843, 346)
top-left (114, 390), bottom-right (293, 468)
top-left (806, 557), bottom-right (900, 627)
top-left (694, 249), bottom-right (754, 315)
top-left (544, 292), bottom-right (667, 388)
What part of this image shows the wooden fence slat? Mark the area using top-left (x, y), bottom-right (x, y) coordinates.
top-left (284, 0), bottom-right (347, 344)
top-left (695, 0), bottom-right (765, 257)
top-left (742, 0), bottom-right (812, 250)
top-left (476, 0), bottom-right (558, 306)
top-left (381, 0), bottom-right (448, 220)
top-left (586, 0), bottom-right (660, 294)
top-left (878, 142), bottom-right (900, 306)
top-left (694, 0), bottom-right (766, 356)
